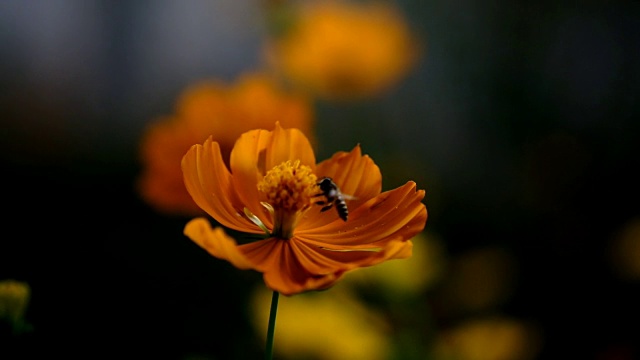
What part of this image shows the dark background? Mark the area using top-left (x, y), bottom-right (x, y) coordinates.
top-left (2, 1), bottom-right (639, 359)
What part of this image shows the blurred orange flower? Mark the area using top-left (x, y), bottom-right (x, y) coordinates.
top-left (137, 72), bottom-right (314, 216)
top-left (264, 0), bottom-right (421, 101)
top-left (182, 122), bottom-right (427, 295)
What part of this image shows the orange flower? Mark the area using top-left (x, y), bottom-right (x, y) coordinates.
top-left (264, 0), bottom-right (421, 101)
top-left (137, 72), bottom-right (314, 216)
top-left (182, 122), bottom-right (427, 295)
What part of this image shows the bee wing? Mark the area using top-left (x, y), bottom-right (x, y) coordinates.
top-left (342, 193), bottom-right (357, 201)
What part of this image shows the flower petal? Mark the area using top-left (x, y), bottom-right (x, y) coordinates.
top-left (265, 122), bottom-right (317, 170)
top-left (228, 128), bottom-right (275, 226)
top-left (182, 137), bottom-right (261, 233)
top-left (277, 237), bottom-right (414, 294)
top-left (238, 238), bottom-right (345, 295)
top-left (229, 122), bottom-right (317, 228)
top-left (300, 144), bottom-right (382, 229)
top-left (265, 250), bottom-right (345, 296)
top-left (298, 181), bottom-right (427, 248)
top-left (184, 218), bottom-right (256, 270)
top-left (380, 237), bottom-right (414, 259)
top-left (237, 236), bottom-right (285, 272)
top-left (315, 144), bottom-right (382, 200)
top-left (295, 234), bottom-right (414, 271)
top-left (290, 239), bottom-right (383, 273)
top-left (289, 239), bottom-right (360, 274)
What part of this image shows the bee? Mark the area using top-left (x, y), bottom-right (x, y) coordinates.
top-left (313, 177), bottom-right (353, 221)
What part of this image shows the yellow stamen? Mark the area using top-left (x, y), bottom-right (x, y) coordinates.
top-left (257, 160), bottom-right (318, 239)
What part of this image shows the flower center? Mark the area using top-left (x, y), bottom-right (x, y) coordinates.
top-left (257, 160), bottom-right (319, 239)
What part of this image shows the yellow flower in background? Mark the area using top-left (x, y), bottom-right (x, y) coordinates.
top-left (137, 72), bottom-right (314, 216)
top-left (251, 286), bottom-right (391, 360)
top-left (433, 317), bottom-right (541, 360)
top-left (264, 0), bottom-right (421, 101)
top-left (343, 232), bottom-right (446, 297)
top-left (182, 122), bottom-right (427, 295)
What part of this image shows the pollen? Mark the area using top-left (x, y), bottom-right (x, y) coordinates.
top-left (258, 160), bottom-right (319, 213)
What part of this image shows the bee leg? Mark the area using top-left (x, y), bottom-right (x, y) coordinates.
top-left (320, 204), bottom-right (333, 212)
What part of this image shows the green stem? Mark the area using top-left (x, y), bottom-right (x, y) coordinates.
top-left (265, 291), bottom-right (280, 360)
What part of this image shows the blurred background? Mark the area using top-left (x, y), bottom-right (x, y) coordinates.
top-left (1, 0), bottom-right (639, 359)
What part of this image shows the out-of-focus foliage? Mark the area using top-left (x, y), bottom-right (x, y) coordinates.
top-left (0, 280), bottom-right (31, 335)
